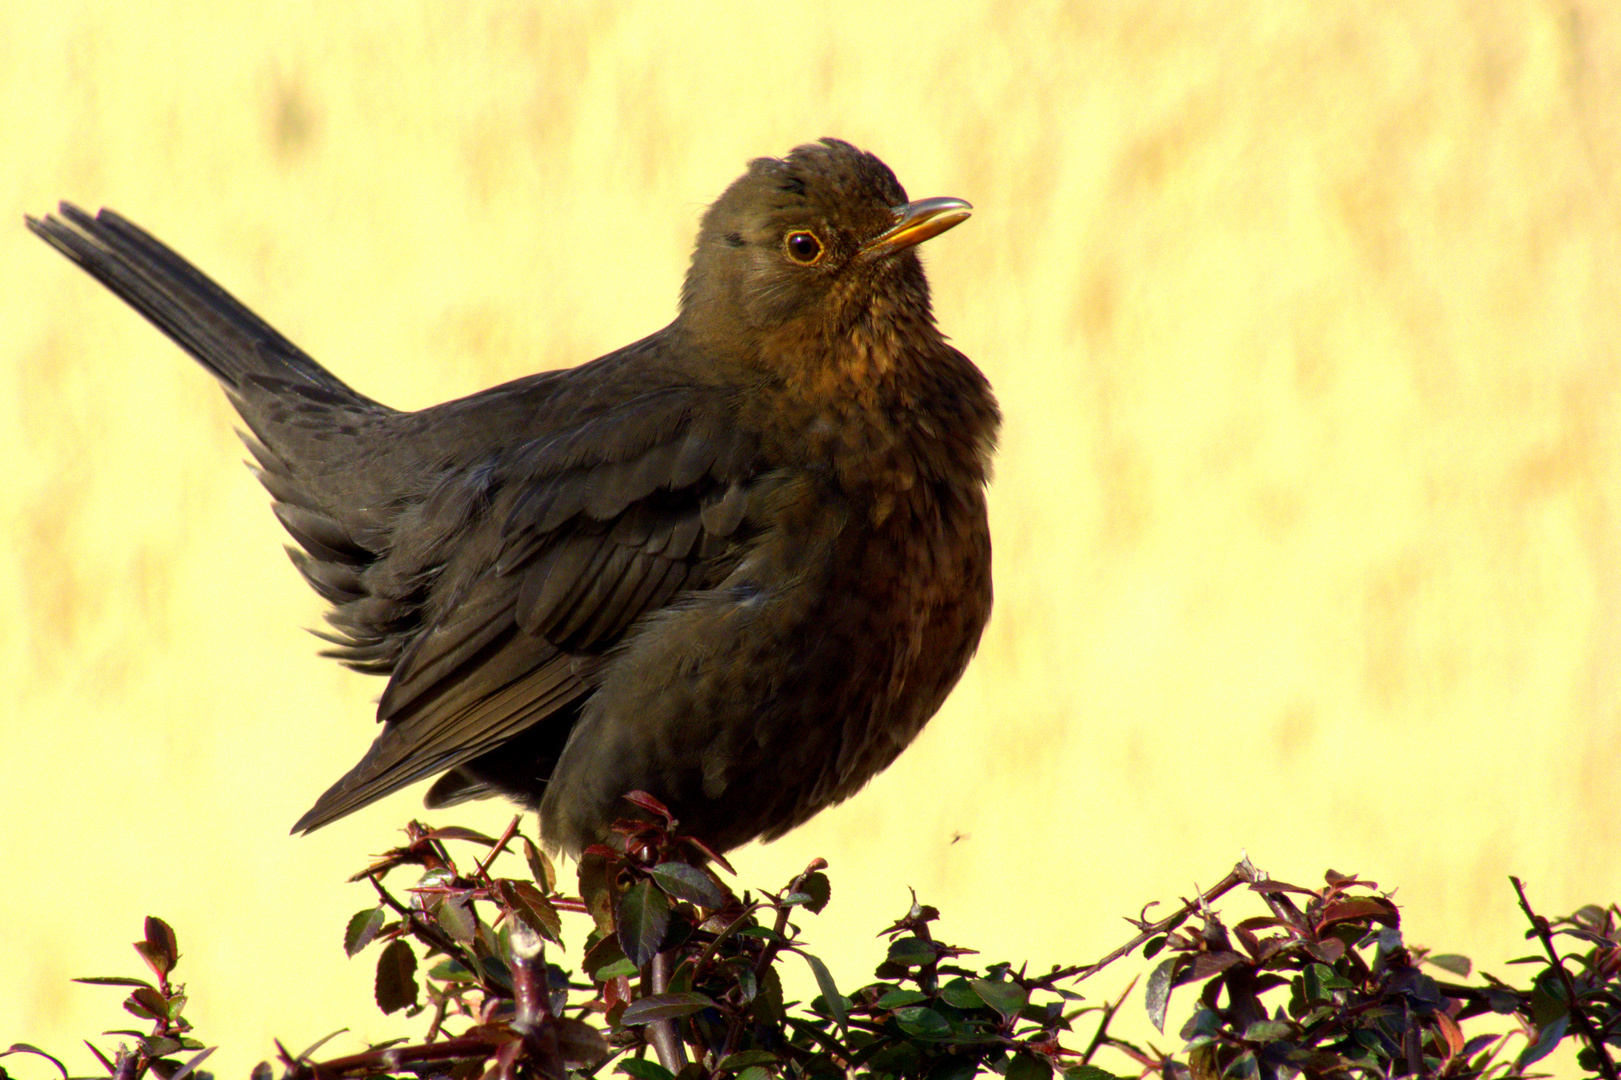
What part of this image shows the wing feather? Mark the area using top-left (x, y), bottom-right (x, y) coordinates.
top-left (290, 391), bottom-right (765, 832)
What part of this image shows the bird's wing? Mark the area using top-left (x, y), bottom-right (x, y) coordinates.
top-left (291, 388), bottom-right (765, 832)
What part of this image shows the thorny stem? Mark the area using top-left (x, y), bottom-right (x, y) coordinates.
top-left (1512, 876), bottom-right (1619, 1080)
top-left (1079, 978), bottom-right (1137, 1066)
top-left (280, 1033), bottom-right (508, 1080)
top-left (472, 815), bottom-right (524, 886)
top-left (367, 873), bottom-right (481, 978)
top-left (1074, 860), bottom-right (1258, 982)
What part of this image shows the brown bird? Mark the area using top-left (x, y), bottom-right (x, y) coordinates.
top-left (27, 138), bottom-right (998, 855)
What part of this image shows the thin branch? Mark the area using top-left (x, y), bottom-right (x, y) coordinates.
top-left (472, 816), bottom-right (524, 886)
top-left (367, 873), bottom-right (481, 976)
top-left (1074, 861), bottom-right (1257, 982)
top-left (1512, 876), bottom-right (1618, 1080)
top-left (1079, 977), bottom-right (1137, 1066)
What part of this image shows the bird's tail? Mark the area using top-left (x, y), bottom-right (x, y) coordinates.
top-left (27, 203), bottom-right (370, 405)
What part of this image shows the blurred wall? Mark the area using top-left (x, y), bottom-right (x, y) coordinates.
top-left (5, 1), bottom-right (1619, 1074)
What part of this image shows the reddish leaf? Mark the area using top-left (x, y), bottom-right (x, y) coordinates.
top-left (124, 987), bottom-right (169, 1021)
top-left (1434, 1012), bottom-right (1465, 1058)
top-left (141, 917), bottom-right (179, 976)
top-left (1318, 897), bottom-right (1398, 930)
top-left (620, 790), bottom-right (674, 824)
top-left (1306, 937), bottom-right (1346, 964)
top-left (1187, 951), bottom-right (1246, 982)
top-left (421, 826), bottom-right (498, 844)
top-left (498, 880), bottom-right (563, 944)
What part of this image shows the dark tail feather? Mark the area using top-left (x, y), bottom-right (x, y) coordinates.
top-left (26, 203), bottom-right (368, 403)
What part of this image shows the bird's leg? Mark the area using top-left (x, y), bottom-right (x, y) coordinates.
top-left (644, 948), bottom-right (688, 1072)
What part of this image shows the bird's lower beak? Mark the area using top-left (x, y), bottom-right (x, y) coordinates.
top-left (862, 197), bottom-right (973, 259)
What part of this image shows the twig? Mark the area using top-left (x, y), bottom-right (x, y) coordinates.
top-left (367, 873), bottom-right (480, 976)
top-left (472, 815), bottom-right (524, 886)
top-left (1079, 977), bottom-right (1137, 1065)
top-left (283, 1033), bottom-right (502, 1080)
top-left (1511, 876), bottom-right (1618, 1080)
top-left (1074, 861), bottom-right (1258, 982)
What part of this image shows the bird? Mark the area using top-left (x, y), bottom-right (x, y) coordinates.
top-left (27, 138), bottom-right (999, 856)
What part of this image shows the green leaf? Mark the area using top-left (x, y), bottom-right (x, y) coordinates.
top-left (374, 939), bottom-right (418, 1015)
top-left (1145, 956), bottom-right (1177, 1033)
top-left (893, 1006), bottom-right (951, 1039)
top-left (595, 958), bottom-right (640, 981)
top-left (876, 988), bottom-right (930, 1009)
top-left (718, 1051), bottom-right (778, 1070)
top-left (1484, 987), bottom-right (1521, 1014)
top-left (754, 963), bottom-right (786, 1027)
top-left (417, 867), bottom-right (454, 890)
top-left (802, 952), bottom-right (848, 1031)
top-left (343, 907), bottom-right (386, 957)
top-left (617, 880), bottom-right (671, 968)
top-left (1426, 953), bottom-right (1471, 977)
top-left (734, 925), bottom-right (787, 944)
top-left (1300, 965), bottom-right (1323, 1003)
top-left (969, 978), bottom-right (1027, 1020)
top-left (617, 1058), bottom-right (676, 1080)
top-left (736, 1069), bottom-right (772, 1080)
top-left (1006, 1052), bottom-right (1053, 1080)
top-left (939, 977), bottom-right (983, 1010)
top-left (618, 991), bottom-right (714, 1026)
top-left (1063, 1067), bottom-right (1132, 1080)
top-left (1241, 1020), bottom-right (1293, 1043)
top-left (730, 959), bottom-right (758, 1001)
top-left (886, 937), bottom-right (935, 968)
top-left (649, 862), bottom-right (727, 909)
top-left (434, 897), bottom-right (475, 943)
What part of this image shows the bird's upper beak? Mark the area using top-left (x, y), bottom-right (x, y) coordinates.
top-left (862, 197), bottom-right (973, 260)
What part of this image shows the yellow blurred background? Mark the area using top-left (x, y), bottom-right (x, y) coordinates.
top-left (5, 1), bottom-right (1619, 1075)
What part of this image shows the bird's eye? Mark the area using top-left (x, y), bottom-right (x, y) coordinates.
top-left (784, 230), bottom-right (823, 265)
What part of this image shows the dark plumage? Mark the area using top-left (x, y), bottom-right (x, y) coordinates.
top-left (27, 138), bottom-right (998, 855)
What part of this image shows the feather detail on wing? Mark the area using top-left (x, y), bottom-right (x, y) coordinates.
top-left (291, 391), bottom-right (763, 832)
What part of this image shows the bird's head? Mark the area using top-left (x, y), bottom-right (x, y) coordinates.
top-left (677, 138), bottom-right (970, 363)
